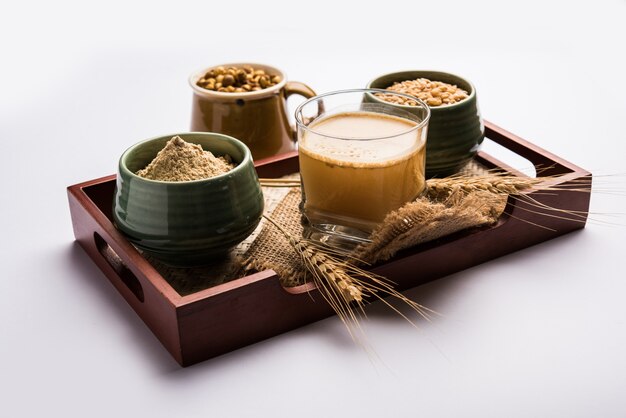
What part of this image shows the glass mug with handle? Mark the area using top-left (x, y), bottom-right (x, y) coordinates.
top-left (189, 63), bottom-right (316, 161)
top-left (295, 89), bottom-right (430, 250)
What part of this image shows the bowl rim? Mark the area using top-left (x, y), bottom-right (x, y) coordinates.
top-left (118, 132), bottom-right (253, 185)
top-left (188, 62), bottom-right (287, 101)
top-left (366, 69), bottom-right (477, 110)
top-left (294, 88), bottom-right (431, 141)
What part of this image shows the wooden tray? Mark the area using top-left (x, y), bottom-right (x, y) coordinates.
top-left (67, 121), bottom-right (591, 367)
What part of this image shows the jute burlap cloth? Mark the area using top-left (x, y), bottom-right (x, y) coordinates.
top-left (146, 162), bottom-right (508, 295)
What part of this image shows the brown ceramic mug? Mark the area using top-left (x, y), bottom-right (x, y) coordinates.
top-left (189, 63), bottom-right (316, 161)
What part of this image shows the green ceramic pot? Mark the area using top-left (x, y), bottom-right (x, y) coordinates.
top-left (113, 132), bottom-right (264, 267)
top-left (367, 70), bottom-right (484, 177)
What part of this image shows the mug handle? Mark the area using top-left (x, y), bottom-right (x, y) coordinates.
top-left (284, 81), bottom-right (317, 142)
top-left (284, 81), bottom-right (316, 101)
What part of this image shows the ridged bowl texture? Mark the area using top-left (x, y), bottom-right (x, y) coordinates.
top-left (113, 132), bottom-right (264, 267)
top-left (368, 70), bottom-right (484, 177)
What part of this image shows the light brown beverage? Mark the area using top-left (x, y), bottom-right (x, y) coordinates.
top-left (299, 111), bottom-right (426, 231)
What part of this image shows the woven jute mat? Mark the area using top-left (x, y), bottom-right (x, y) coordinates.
top-left (240, 188), bottom-right (306, 288)
top-left (145, 161), bottom-right (508, 295)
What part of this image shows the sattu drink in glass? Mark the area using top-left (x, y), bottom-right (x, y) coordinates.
top-left (296, 89), bottom-right (430, 247)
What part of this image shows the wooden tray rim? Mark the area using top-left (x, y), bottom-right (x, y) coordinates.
top-left (67, 120), bottom-right (592, 311)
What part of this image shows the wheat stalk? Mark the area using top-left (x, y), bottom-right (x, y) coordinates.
top-left (262, 214), bottom-right (436, 342)
top-left (261, 172), bottom-right (596, 246)
top-left (260, 174), bottom-right (580, 196)
top-left (426, 173), bottom-right (598, 225)
top-left (259, 178), bottom-right (300, 188)
top-left (426, 174), bottom-right (543, 201)
top-left (260, 174), bottom-right (593, 197)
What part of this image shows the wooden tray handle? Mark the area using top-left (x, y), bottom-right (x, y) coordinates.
top-left (68, 177), bottom-right (183, 308)
top-left (484, 120), bottom-right (587, 177)
top-left (93, 231), bottom-right (145, 303)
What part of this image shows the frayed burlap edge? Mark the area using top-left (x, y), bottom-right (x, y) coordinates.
top-left (239, 188), bottom-right (307, 287)
top-left (353, 190), bottom-right (508, 263)
top-left (239, 184), bottom-right (509, 287)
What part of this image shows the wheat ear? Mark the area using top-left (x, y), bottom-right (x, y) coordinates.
top-left (262, 215), bottom-right (437, 341)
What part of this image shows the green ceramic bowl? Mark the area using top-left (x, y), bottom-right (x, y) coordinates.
top-left (113, 132), bottom-right (264, 267)
top-left (367, 70), bottom-right (484, 177)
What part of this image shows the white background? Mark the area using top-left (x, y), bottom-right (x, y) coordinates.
top-left (2, 1), bottom-right (626, 417)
